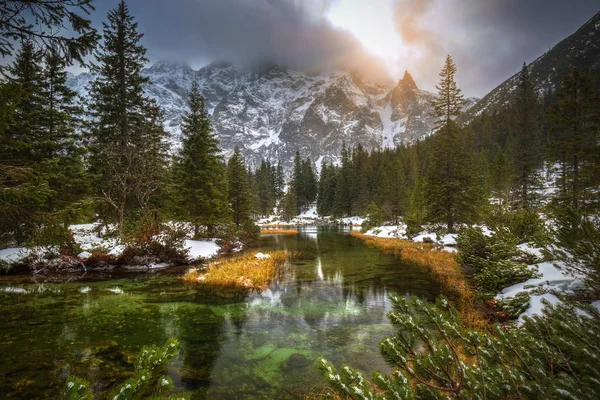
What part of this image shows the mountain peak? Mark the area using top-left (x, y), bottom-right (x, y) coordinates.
top-left (400, 70), bottom-right (418, 91)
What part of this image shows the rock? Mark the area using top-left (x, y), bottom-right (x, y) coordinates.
top-left (285, 353), bottom-right (310, 369)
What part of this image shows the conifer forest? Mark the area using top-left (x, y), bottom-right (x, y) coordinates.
top-left (1, 1), bottom-right (600, 399)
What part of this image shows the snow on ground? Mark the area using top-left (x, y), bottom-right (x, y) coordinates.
top-left (0, 248), bottom-right (29, 263)
top-left (364, 225), bottom-right (407, 238)
top-left (1, 223), bottom-right (222, 268)
top-left (184, 239), bottom-right (220, 260)
top-left (257, 205), bottom-right (365, 226)
top-left (339, 216), bottom-right (365, 226)
top-left (298, 206), bottom-right (318, 218)
top-left (498, 261), bottom-right (583, 299)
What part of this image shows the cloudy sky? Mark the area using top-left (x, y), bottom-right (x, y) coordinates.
top-left (80, 0), bottom-right (599, 97)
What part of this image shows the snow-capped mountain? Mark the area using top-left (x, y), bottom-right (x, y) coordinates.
top-left (67, 62), bottom-right (476, 171)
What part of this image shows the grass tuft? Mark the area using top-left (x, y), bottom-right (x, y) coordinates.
top-left (183, 250), bottom-right (297, 290)
top-left (260, 228), bottom-right (299, 235)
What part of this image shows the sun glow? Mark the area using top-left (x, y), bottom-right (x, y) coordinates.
top-left (326, 0), bottom-right (408, 77)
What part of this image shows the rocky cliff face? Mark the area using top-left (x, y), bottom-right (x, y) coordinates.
top-left (67, 63), bottom-right (476, 171)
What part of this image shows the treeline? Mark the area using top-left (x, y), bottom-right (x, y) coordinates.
top-left (314, 58), bottom-right (600, 232)
top-left (0, 1), bottom-right (265, 249)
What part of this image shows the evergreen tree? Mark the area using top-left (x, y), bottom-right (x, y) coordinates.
top-left (510, 62), bottom-right (542, 209)
top-left (317, 162), bottom-right (338, 216)
top-left (319, 296), bottom-right (600, 399)
top-left (87, 1), bottom-right (169, 237)
top-left (171, 80), bottom-right (228, 236)
top-left (281, 185), bottom-right (297, 222)
top-left (227, 147), bottom-right (251, 228)
top-left (0, 0), bottom-right (99, 63)
top-left (431, 54), bottom-right (465, 127)
top-left (38, 49), bottom-right (88, 219)
top-left (0, 41), bottom-right (49, 243)
top-left (333, 144), bottom-right (353, 216)
top-left (547, 68), bottom-right (599, 210)
top-left (424, 56), bottom-right (482, 231)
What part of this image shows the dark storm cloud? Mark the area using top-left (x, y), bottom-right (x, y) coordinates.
top-left (85, 0), bottom-right (599, 96)
top-left (394, 0), bottom-right (600, 96)
top-left (88, 0), bottom-right (393, 85)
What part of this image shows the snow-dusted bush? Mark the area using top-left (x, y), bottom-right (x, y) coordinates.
top-left (318, 295), bottom-right (600, 400)
top-left (456, 226), bottom-right (537, 296)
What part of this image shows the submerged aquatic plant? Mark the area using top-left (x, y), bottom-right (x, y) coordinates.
top-left (63, 337), bottom-right (188, 400)
top-left (182, 250), bottom-right (297, 290)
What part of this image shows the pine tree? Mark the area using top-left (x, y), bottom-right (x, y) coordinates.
top-left (424, 56), bottom-right (482, 232)
top-left (227, 147), bottom-right (251, 229)
top-left (333, 144), bottom-right (353, 216)
top-left (0, 41), bottom-right (51, 243)
top-left (171, 80), bottom-right (228, 236)
top-left (38, 49), bottom-right (88, 218)
top-left (547, 68), bottom-right (599, 210)
top-left (510, 62), bottom-right (542, 209)
top-left (87, 1), bottom-right (169, 237)
top-left (317, 162), bottom-right (338, 216)
top-left (319, 296), bottom-right (600, 399)
top-left (432, 54), bottom-right (465, 128)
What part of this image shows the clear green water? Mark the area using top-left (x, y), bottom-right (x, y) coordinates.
top-left (0, 227), bottom-right (440, 399)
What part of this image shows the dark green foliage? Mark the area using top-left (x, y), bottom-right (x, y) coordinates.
top-left (87, 1), bottom-right (169, 237)
top-left (291, 151), bottom-right (317, 213)
top-left (252, 159), bottom-right (283, 216)
top-left (456, 226), bottom-right (536, 296)
top-left (361, 202), bottom-right (384, 232)
top-left (496, 292), bottom-right (531, 319)
top-left (171, 80), bottom-right (228, 236)
top-left (424, 56), bottom-right (484, 232)
top-left (547, 68), bottom-right (599, 210)
top-left (227, 147), bottom-right (251, 228)
top-left (281, 185), bottom-right (297, 222)
top-left (319, 295), bottom-right (600, 399)
top-left (317, 162), bottom-right (337, 216)
top-left (510, 63), bottom-right (543, 209)
top-left (425, 122), bottom-right (484, 232)
top-left (64, 338), bottom-right (189, 400)
top-left (0, 40), bottom-right (88, 246)
top-left (503, 208), bottom-right (545, 244)
top-left (0, 0), bottom-right (99, 63)
top-left (550, 205), bottom-right (600, 297)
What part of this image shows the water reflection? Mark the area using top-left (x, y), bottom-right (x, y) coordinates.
top-left (0, 226), bottom-right (440, 399)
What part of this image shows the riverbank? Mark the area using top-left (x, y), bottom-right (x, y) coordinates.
top-left (0, 223), bottom-right (223, 275)
top-left (350, 231), bottom-right (487, 327)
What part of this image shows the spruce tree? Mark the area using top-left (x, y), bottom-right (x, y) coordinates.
top-left (0, 41), bottom-right (47, 243)
top-left (510, 62), bottom-right (542, 209)
top-left (547, 68), bottom-right (598, 210)
top-left (87, 1), bottom-right (168, 237)
top-left (227, 147), bottom-right (251, 228)
top-left (171, 80), bottom-right (228, 236)
top-left (432, 55), bottom-right (465, 128)
top-left (333, 144), bottom-right (353, 216)
top-left (424, 55), bottom-right (482, 232)
top-left (38, 49), bottom-right (88, 218)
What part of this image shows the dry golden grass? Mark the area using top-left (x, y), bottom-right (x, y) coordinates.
top-left (350, 231), bottom-right (487, 328)
top-left (260, 228), bottom-right (299, 235)
top-left (183, 250), bottom-right (296, 290)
